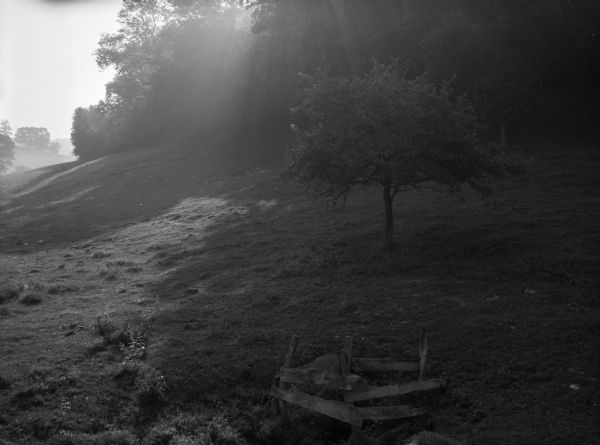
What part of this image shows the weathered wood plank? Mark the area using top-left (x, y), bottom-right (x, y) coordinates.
top-left (284, 335), bottom-right (301, 369)
top-left (352, 358), bottom-right (420, 373)
top-left (419, 328), bottom-right (428, 381)
top-left (279, 335), bottom-right (300, 421)
top-left (344, 378), bottom-right (446, 403)
top-left (280, 367), bottom-right (361, 391)
top-left (341, 336), bottom-right (353, 375)
top-left (300, 352), bottom-right (341, 373)
top-left (270, 387), bottom-right (364, 427)
top-left (357, 405), bottom-right (427, 421)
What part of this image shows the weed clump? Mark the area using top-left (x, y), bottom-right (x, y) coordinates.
top-left (51, 429), bottom-right (136, 445)
top-left (94, 313), bottom-right (128, 345)
top-left (115, 362), bottom-right (167, 406)
top-left (142, 413), bottom-right (247, 445)
top-left (0, 282), bottom-right (20, 304)
top-left (134, 363), bottom-right (167, 405)
top-left (94, 313), bottom-right (154, 359)
top-left (47, 284), bottom-right (77, 294)
top-left (0, 374), bottom-right (10, 390)
top-left (19, 292), bottom-right (43, 305)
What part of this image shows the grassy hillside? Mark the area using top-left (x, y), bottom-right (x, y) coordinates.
top-left (0, 139), bottom-right (598, 444)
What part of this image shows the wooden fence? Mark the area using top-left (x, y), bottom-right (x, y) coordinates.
top-left (270, 329), bottom-right (446, 435)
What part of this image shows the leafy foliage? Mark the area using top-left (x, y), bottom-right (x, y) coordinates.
top-left (0, 119), bottom-right (12, 137)
top-left (71, 105), bottom-right (120, 160)
top-left (289, 63), bottom-right (507, 248)
top-left (14, 127), bottom-right (60, 154)
top-left (0, 133), bottom-right (15, 173)
top-left (71, 1), bottom-right (599, 159)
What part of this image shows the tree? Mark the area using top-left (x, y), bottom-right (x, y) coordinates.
top-left (474, 63), bottom-right (534, 147)
top-left (14, 127), bottom-right (60, 154)
top-left (0, 133), bottom-right (15, 174)
top-left (71, 104), bottom-right (120, 160)
top-left (0, 119), bottom-right (12, 137)
top-left (289, 63), bottom-right (506, 250)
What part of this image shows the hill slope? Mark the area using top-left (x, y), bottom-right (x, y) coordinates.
top-left (0, 141), bottom-right (599, 444)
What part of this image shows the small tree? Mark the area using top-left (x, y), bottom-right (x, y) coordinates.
top-left (0, 119), bottom-right (12, 138)
top-left (474, 62), bottom-right (534, 147)
top-left (289, 62), bottom-right (506, 250)
top-left (0, 133), bottom-right (15, 174)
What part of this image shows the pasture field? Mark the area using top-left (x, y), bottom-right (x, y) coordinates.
top-left (0, 139), bottom-right (598, 444)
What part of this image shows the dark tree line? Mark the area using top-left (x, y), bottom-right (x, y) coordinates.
top-left (71, 0), bottom-right (600, 160)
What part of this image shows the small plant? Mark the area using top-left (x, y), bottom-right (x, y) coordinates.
top-left (94, 313), bottom-right (127, 345)
top-left (0, 374), bottom-right (11, 390)
top-left (142, 412), bottom-right (247, 445)
top-left (134, 362), bottom-right (167, 405)
top-left (52, 429), bottom-right (136, 445)
top-left (206, 414), bottom-right (247, 445)
top-left (0, 282), bottom-right (20, 304)
top-left (47, 284), bottom-right (77, 294)
top-left (19, 292), bottom-right (43, 305)
top-left (99, 269), bottom-right (119, 281)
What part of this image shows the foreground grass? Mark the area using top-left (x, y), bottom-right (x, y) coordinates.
top-left (0, 141), bottom-right (598, 444)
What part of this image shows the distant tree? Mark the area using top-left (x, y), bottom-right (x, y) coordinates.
top-left (289, 63), bottom-right (507, 250)
top-left (14, 127), bottom-right (60, 154)
top-left (0, 133), bottom-right (15, 174)
top-left (71, 104), bottom-right (122, 160)
top-left (474, 63), bottom-right (534, 147)
top-left (0, 119), bottom-right (12, 137)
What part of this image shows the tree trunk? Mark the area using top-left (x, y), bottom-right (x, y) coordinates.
top-left (383, 183), bottom-right (394, 251)
top-left (500, 118), bottom-right (508, 148)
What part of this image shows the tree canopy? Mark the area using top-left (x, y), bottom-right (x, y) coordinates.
top-left (14, 127), bottom-right (60, 154)
top-left (0, 134), bottom-right (15, 174)
top-left (71, 0), bottom-right (599, 159)
top-left (0, 119), bottom-right (12, 138)
top-left (289, 63), bottom-right (507, 249)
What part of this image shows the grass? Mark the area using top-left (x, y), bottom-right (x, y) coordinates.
top-left (0, 140), bottom-right (598, 444)
top-left (51, 429), bottom-right (136, 445)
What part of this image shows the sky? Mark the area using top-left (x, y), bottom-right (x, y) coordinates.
top-left (0, 0), bottom-right (121, 150)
